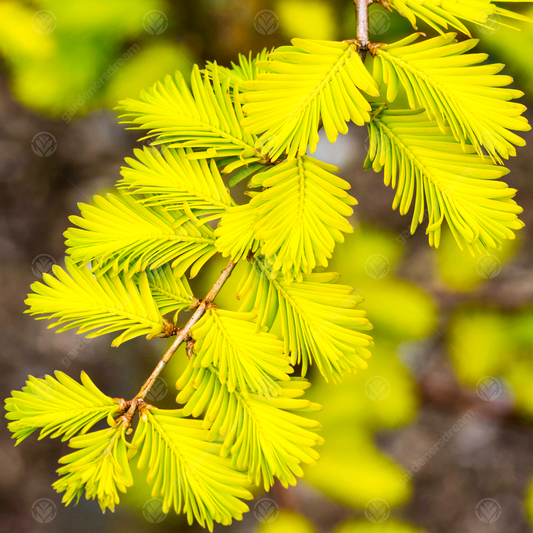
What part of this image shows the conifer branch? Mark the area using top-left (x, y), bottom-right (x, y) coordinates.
top-left (119, 259), bottom-right (236, 427)
top-left (8, 1), bottom-right (531, 522)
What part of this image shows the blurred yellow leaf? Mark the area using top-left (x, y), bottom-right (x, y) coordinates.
top-left (258, 510), bottom-right (316, 533)
top-left (436, 228), bottom-right (518, 292)
top-left (304, 345), bottom-right (417, 509)
top-left (275, 0), bottom-right (336, 40)
top-left (448, 307), bottom-right (533, 418)
top-left (304, 430), bottom-right (411, 509)
top-left (0, 2), bottom-right (55, 60)
top-left (334, 518), bottom-right (426, 533)
top-left (332, 226), bottom-right (403, 281)
top-left (448, 309), bottom-right (507, 384)
top-left (331, 227), bottom-right (437, 342)
top-left (361, 281), bottom-right (437, 342)
top-left (307, 344), bottom-right (418, 430)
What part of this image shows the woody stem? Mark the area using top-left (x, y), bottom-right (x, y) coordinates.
top-left (119, 259), bottom-right (236, 428)
top-left (355, 0), bottom-right (370, 58)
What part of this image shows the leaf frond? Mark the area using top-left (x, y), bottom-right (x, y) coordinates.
top-left (25, 262), bottom-right (168, 346)
top-left (373, 33), bottom-right (531, 161)
top-left (216, 156), bottom-right (356, 282)
top-left (64, 192), bottom-right (217, 279)
top-left (117, 64), bottom-right (260, 170)
top-left (53, 425), bottom-right (133, 513)
top-left (241, 39), bottom-right (380, 161)
top-left (206, 49), bottom-right (270, 85)
top-left (142, 264), bottom-right (195, 318)
top-left (236, 259), bottom-right (374, 382)
top-left (365, 108), bottom-right (524, 252)
top-left (177, 364), bottom-right (323, 490)
top-left (131, 407), bottom-right (252, 530)
top-left (215, 200), bottom-right (262, 262)
top-left (5, 371), bottom-right (119, 444)
top-left (387, 0), bottom-right (533, 36)
top-left (191, 308), bottom-right (292, 396)
top-left (119, 146), bottom-right (233, 215)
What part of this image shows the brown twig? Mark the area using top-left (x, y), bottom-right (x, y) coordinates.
top-left (119, 259), bottom-right (237, 428)
top-left (355, 0), bottom-right (370, 58)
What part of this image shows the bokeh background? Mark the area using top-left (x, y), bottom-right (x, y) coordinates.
top-left (1, 1), bottom-right (533, 532)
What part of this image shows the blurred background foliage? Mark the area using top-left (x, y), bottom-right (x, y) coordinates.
top-left (0, 1), bottom-right (533, 533)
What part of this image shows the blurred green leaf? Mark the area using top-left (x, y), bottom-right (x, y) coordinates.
top-left (0, 0), bottom-right (193, 117)
top-left (105, 41), bottom-right (194, 106)
top-left (332, 225), bottom-right (403, 280)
